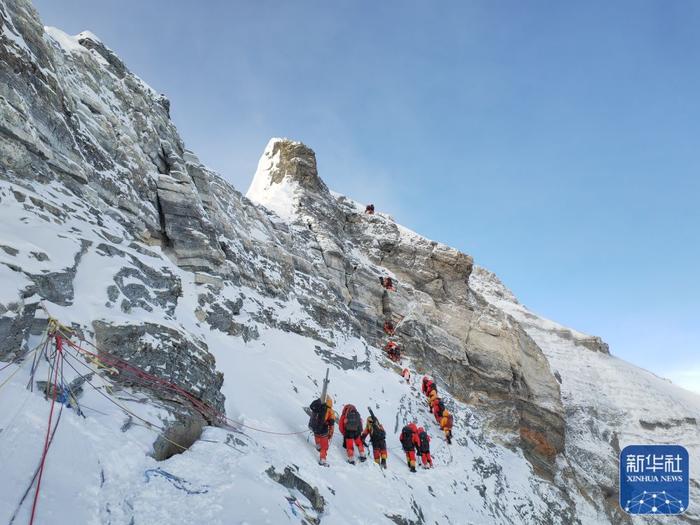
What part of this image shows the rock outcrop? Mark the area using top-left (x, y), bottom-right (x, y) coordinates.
top-left (1, 2), bottom-right (698, 523)
top-left (246, 138), bottom-right (565, 472)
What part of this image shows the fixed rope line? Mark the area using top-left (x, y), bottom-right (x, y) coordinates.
top-left (57, 328), bottom-right (310, 437)
top-left (61, 350), bottom-right (166, 433)
top-left (7, 404), bottom-right (64, 525)
top-left (60, 349), bottom-right (193, 453)
top-left (29, 334), bottom-right (63, 525)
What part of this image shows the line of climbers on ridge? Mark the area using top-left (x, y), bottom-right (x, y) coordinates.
top-left (308, 400), bottom-right (389, 468)
top-left (379, 274), bottom-right (400, 362)
top-left (421, 375), bottom-right (453, 445)
top-left (306, 252), bottom-right (454, 471)
top-left (308, 398), bottom-right (442, 471)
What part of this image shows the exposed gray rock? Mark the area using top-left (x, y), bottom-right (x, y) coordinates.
top-left (245, 138), bottom-right (565, 472)
top-left (152, 408), bottom-right (207, 461)
top-left (26, 239), bottom-right (90, 306)
top-left (266, 465), bottom-right (325, 515)
top-left (3, 2), bottom-right (694, 522)
top-left (93, 321), bottom-right (225, 415)
top-left (0, 295), bottom-right (46, 360)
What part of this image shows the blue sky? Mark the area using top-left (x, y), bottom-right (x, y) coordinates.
top-left (33, 1), bottom-right (700, 393)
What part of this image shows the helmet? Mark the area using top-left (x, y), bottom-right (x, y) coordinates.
top-left (417, 427), bottom-right (424, 433)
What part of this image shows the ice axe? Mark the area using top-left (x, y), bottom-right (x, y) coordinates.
top-left (320, 368), bottom-right (330, 403)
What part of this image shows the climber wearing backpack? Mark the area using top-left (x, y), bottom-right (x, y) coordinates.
top-left (440, 409), bottom-right (454, 444)
top-left (308, 397), bottom-right (336, 466)
top-left (399, 423), bottom-right (420, 472)
top-left (361, 414), bottom-right (388, 468)
top-left (379, 276), bottom-right (396, 291)
top-left (383, 320), bottom-right (395, 336)
top-left (417, 427), bottom-right (433, 468)
top-left (431, 397), bottom-right (445, 423)
top-left (421, 375), bottom-right (431, 394)
top-left (384, 341), bottom-right (401, 362)
top-left (365, 204), bottom-right (375, 215)
top-left (427, 388), bottom-right (438, 407)
top-left (338, 404), bottom-right (366, 464)
top-left (421, 376), bottom-right (436, 398)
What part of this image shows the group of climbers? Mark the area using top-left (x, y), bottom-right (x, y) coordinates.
top-left (379, 276), bottom-right (402, 362)
top-left (307, 246), bottom-right (454, 472)
top-left (399, 423), bottom-right (433, 472)
top-left (309, 400), bottom-right (389, 468)
top-left (422, 376), bottom-right (453, 445)
top-left (307, 379), bottom-right (453, 470)
top-left (365, 203), bottom-right (375, 215)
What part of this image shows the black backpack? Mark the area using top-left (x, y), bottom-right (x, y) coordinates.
top-left (308, 399), bottom-right (326, 433)
top-left (419, 431), bottom-right (430, 452)
top-left (437, 399), bottom-right (445, 414)
top-left (345, 408), bottom-right (361, 433)
top-left (372, 424), bottom-right (386, 442)
top-left (400, 426), bottom-right (414, 449)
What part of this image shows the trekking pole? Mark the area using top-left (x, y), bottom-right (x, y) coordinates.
top-left (320, 368), bottom-right (330, 403)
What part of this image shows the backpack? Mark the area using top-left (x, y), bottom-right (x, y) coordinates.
top-left (308, 399), bottom-right (326, 433)
top-left (419, 431), bottom-right (430, 452)
top-left (437, 399), bottom-right (445, 414)
top-left (371, 424), bottom-right (386, 442)
top-left (345, 408), bottom-right (361, 433)
top-left (400, 426), bottom-right (414, 449)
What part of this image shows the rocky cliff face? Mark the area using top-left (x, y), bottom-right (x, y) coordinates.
top-left (1, 1), bottom-right (698, 524)
top-left (246, 138), bottom-right (566, 475)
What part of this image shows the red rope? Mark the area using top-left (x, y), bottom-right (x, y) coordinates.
top-left (29, 335), bottom-right (63, 525)
top-left (62, 333), bottom-right (308, 436)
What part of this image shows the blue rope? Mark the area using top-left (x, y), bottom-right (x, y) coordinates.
top-left (144, 468), bottom-right (209, 495)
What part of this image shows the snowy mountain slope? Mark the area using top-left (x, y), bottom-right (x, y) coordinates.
top-left (1, 0), bottom-right (699, 524)
top-left (471, 266), bottom-right (700, 524)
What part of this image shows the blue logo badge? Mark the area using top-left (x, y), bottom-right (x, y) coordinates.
top-left (620, 444), bottom-right (689, 515)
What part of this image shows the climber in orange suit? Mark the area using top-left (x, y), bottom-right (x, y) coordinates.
top-left (400, 423), bottom-right (420, 472)
top-left (440, 409), bottom-right (454, 445)
top-left (338, 404), bottom-right (366, 464)
top-left (308, 397), bottom-right (335, 466)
